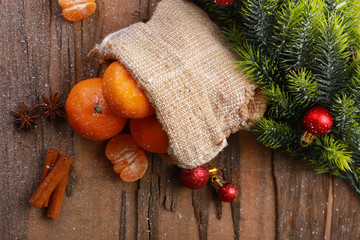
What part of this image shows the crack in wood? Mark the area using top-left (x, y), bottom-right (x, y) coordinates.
top-left (149, 173), bottom-right (160, 239)
top-left (163, 165), bottom-right (179, 211)
top-left (119, 191), bottom-right (127, 240)
top-left (137, 155), bottom-right (152, 240)
top-left (215, 196), bottom-right (223, 220)
top-left (65, 164), bottom-right (76, 197)
top-left (271, 150), bottom-right (278, 240)
top-left (228, 134), bottom-right (241, 240)
top-left (231, 200), bottom-right (241, 240)
top-left (139, 0), bottom-right (150, 22)
top-left (192, 187), bottom-right (210, 240)
top-left (137, 154), bottom-right (162, 240)
top-left (324, 176), bottom-right (333, 240)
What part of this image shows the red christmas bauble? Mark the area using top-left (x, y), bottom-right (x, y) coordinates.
top-left (215, 0), bottom-right (234, 6)
top-left (218, 183), bottom-right (237, 202)
top-left (180, 165), bottom-right (209, 189)
top-left (302, 105), bottom-right (333, 136)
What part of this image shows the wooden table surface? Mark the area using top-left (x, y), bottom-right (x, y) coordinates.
top-left (1, 0), bottom-right (360, 239)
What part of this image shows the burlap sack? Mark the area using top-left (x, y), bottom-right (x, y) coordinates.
top-left (94, 0), bottom-right (266, 169)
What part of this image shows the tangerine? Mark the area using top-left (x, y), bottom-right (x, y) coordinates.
top-left (66, 78), bottom-right (127, 141)
top-left (58, 0), bottom-right (96, 22)
top-left (105, 134), bottom-right (148, 182)
top-left (130, 116), bottom-right (169, 153)
top-left (102, 61), bottom-right (155, 119)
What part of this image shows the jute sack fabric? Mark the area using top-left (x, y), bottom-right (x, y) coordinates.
top-left (95, 0), bottom-right (266, 168)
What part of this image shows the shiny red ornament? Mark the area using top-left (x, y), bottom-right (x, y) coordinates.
top-left (218, 182), bottom-right (238, 202)
top-left (215, 0), bottom-right (234, 6)
top-left (209, 169), bottom-right (238, 202)
top-left (180, 165), bottom-right (209, 189)
top-left (303, 105), bottom-right (333, 136)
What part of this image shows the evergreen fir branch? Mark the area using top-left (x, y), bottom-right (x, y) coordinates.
top-left (343, 169), bottom-right (360, 194)
top-left (314, 135), bottom-right (353, 171)
top-left (346, 50), bottom-right (360, 80)
top-left (271, 0), bottom-right (304, 68)
top-left (343, 125), bottom-right (360, 164)
top-left (287, 69), bottom-right (318, 107)
top-left (307, 155), bottom-right (340, 175)
top-left (312, 15), bottom-right (350, 103)
top-left (340, 0), bottom-right (360, 49)
top-left (324, 0), bottom-right (344, 17)
top-left (253, 118), bottom-right (302, 155)
top-left (276, 0), bottom-right (324, 70)
top-left (348, 68), bottom-right (360, 104)
top-left (234, 43), bottom-right (280, 85)
top-left (222, 24), bottom-right (244, 49)
top-left (203, 0), bottom-right (360, 195)
top-left (323, 0), bottom-right (360, 65)
top-left (331, 94), bottom-right (358, 136)
top-left (262, 84), bottom-right (297, 119)
top-left (242, 0), bottom-right (280, 55)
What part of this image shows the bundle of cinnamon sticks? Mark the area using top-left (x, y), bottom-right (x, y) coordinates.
top-left (29, 149), bottom-right (73, 219)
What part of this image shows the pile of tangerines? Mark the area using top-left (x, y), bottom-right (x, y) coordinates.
top-left (66, 62), bottom-right (169, 182)
top-left (59, 0), bottom-right (168, 182)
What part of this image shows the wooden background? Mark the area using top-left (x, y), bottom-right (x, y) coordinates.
top-left (1, 0), bottom-right (360, 239)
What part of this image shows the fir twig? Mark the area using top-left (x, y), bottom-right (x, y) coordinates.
top-left (312, 15), bottom-right (350, 103)
top-left (234, 43), bottom-right (279, 84)
top-left (287, 68), bottom-right (318, 108)
top-left (314, 135), bottom-right (353, 172)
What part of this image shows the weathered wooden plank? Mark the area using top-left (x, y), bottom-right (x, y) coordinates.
top-left (0, 1), bottom-right (63, 239)
top-left (5, 0), bottom-right (360, 239)
top-left (330, 177), bottom-right (360, 239)
top-left (237, 131), bottom-right (276, 240)
top-left (2, 0), bottom-right (142, 239)
top-left (274, 152), bottom-right (330, 239)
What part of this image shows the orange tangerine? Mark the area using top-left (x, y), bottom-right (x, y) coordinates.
top-left (65, 78), bottom-right (127, 141)
top-left (102, 61), bottom-right (155, 119)
top-left (130, 116), bottom-right (169, 153)
top-left (58, 0), bottom-right (96, 22)
top-left (105, 134), bottom-right (148, 182)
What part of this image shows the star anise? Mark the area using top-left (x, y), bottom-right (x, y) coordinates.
top-left (37, 92), bottom-right (66, 123)
top-left (11, 103), bottom-right (39, 133)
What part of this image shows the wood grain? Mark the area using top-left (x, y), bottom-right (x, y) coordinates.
top-left (1, 0), bottom-right (360, 239)
top-left (274, 152), bottom-right (330, 239)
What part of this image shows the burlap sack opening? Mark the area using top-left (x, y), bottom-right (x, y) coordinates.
top-left (95, 0), bottom-right (266, 169)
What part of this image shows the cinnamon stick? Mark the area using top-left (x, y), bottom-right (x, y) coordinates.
top-left (40, 149), bottom-right (60, 207)
top-left (46, 159), bottom-right (71, 219)
top-left (29, 153), bottom-right (73, 208)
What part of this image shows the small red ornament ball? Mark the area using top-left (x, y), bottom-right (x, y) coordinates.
top-left (215, 0), bottom-right (234, 6)
top-left (180, 165), bottom-right (209, 189)
top-left (303, 105), bottom-right (333, 136)
top-left (218, 183), bottom-right (238, 202)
